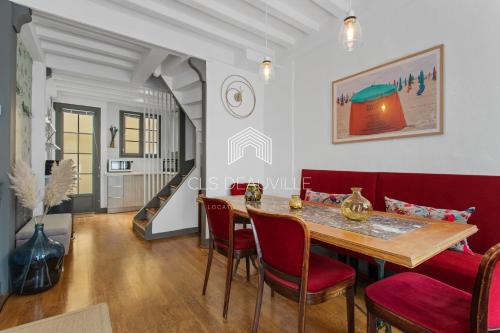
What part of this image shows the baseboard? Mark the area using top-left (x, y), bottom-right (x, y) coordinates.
top-left (95, 207), bottom-right (108, 214)
top-left (146, 227), bottom-right (199, 240)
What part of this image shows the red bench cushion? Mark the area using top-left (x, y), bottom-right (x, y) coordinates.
top-left (376, 172), bottom-right (500, 254)
top-left (366, 272), bottom-right (471, 333)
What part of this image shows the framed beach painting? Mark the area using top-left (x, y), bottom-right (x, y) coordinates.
top-left (332, 45), bottom-right (443, 144)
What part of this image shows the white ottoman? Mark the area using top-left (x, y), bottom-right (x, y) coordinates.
top-left (16, 214), bottom-right (72, 255)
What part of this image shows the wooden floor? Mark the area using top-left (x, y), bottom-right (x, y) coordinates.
top-left (0, 213), bottom-right (380, 332)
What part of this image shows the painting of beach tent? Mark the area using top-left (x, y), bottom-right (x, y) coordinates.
top-left (332, 45), bottom-right (443, 144)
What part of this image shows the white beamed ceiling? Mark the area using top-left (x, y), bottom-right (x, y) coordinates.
top-left (16, 0), bottom-right (353, 99)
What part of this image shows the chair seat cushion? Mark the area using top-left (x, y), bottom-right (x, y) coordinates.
top-left (386, 249), bottom-right (500, 328)
top-left (215, 228), bottom-right (255, 250)
top-left (366, 272), bottom-right (471, 333)
top-left (265, 253), bottom-right (355, 293)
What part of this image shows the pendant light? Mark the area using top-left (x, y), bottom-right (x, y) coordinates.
top-left (338, 0), bottom-right (362, 52)
top-left (259, 1), bottom-right (274, 84)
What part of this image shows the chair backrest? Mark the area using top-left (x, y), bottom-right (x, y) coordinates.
top-left (247, 206), bottom-right (310, 283)
top-left (201, 197), bottom-right (233, 244)
top-left (471, 243), bottom-right (500, 332)
top-left (230, 183), bottom-right (264, 196)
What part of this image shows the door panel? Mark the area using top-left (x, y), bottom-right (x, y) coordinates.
top-left (55, 103), bottom-right (100, 213)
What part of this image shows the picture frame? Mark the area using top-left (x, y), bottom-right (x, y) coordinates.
top-left (332, 44), bottom-right (444, 144)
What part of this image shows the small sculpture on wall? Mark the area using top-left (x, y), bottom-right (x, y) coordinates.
top-left (109, 126), bottom-right (118, 148)
top-left (221, 75), bottom-right (256, 119)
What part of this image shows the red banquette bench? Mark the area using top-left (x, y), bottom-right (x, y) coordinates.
top-left (300, 169), bottom-right (500, 329)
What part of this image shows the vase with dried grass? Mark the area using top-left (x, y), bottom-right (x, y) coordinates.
top-left (8, 159), bottom-right (76, 295)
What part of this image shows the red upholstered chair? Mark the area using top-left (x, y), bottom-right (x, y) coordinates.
top-left (247, 206), bottom-right (356, 333)
top-left (365, 243), bottom-right (500, 333)
top-left (201, 197), bottom-right (257, 318)
top-left (229, 183), bottom-right (264, 274)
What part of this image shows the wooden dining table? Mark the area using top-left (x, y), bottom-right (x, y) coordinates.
top-left (199, 195), bottom-right (478, 273)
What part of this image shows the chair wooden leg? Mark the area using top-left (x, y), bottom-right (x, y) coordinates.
top-left (252, 270), bottom-right (265, 333)
top-left (202, 239), bottom-right (214, 295)
top-left (223, 249), bottom-right (234, 319)
top-left (346, 287), bottom-right (354, 333)
top-left (245, 256), bottom-right (250, 282)
top-left (367, 310), bottom-right (377, 333)
top-left (250, 255), bottom-right (258, 270)
top-left (298, 291), bottom-right (307, 333)
top-left (233, 257), bottom-right (241, 279)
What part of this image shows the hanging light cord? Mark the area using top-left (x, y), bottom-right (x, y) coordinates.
top-left (265, 1), bottom-right (268, 50)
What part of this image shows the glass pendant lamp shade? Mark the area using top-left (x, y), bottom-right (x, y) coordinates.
top-left (339, 9), bottom-right (362, 52)
top-left (259, 56), bottom-right (274, 84)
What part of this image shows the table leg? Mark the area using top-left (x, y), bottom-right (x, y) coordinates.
top-left (374, 259), bottom-right (392, 333)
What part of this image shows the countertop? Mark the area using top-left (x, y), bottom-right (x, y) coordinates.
top-left (105, 171), bottom-right (176, 176)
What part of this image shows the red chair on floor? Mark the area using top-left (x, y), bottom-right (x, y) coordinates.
top-left (365, 243), bottom-right (500, 333)
top-left (247, 206), bottom-right (356, 333)
top-left (201, 196), bottom-right (257, 318)
top-left (229, 183), bottom-right (264, 274)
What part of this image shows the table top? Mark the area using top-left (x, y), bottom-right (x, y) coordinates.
top-left (200, 195), bottom-right (478, 268)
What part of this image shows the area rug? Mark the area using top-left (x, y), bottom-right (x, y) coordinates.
top-left (0, 303), bottom-right (112, 333)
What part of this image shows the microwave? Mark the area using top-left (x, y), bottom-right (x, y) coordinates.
top-left (108, 160), bottom-right (133, 173)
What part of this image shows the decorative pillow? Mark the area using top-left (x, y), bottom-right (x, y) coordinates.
top-left (385, 196), bottom-right (476, 254)
top-left (304, 189), bottom-right (349, 205)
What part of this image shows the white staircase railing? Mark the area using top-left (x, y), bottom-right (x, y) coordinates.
top-left (141, 87), bottom-right (180, 204)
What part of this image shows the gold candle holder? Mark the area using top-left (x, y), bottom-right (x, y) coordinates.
top-left (289, 195), bottom-right (303, 209)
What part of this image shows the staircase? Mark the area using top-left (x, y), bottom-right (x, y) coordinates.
top-left (132, 159), bottom-right (195, 239)
top-left (132, 56), bottom-right (204, 240)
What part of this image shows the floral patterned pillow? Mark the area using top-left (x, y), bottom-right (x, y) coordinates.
top-left (304, 189), bottom-right (349, 205)
top-left (385, 196), bottom-right (476, 254)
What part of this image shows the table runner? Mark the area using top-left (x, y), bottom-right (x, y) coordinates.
top-left (232, 196), bottom-right (425, 240)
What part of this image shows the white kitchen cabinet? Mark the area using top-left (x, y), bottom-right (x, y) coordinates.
top-left (107, 175), bottom-right (144, 213)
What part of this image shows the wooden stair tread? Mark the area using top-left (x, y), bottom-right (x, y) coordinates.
top-left (134, 219), bottom-right (148, 229)
top-left (146, 207), bottom-right (159, 215)
top-left (158, 195), bottom-right (170, 201)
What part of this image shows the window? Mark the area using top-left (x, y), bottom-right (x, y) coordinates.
top-left (119, 111), bottom-right (161, 158)
top-left (62, 110), bottom-right (95, 194)
top-left (120, 111), bottom-right (143, 157)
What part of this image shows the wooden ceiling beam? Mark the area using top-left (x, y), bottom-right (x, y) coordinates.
top-left (245, 0), bottom-right (320, 34)
top-left (36, 26), bottom-right (143, 62)
top-left (111, 0), bottom-right (275, 57)
top-left (176, 0), bottom-right (296, 47)
top-left (311, 0), bottom-right (349, 18)
top-left (41, 40), bottom-right (136, 70)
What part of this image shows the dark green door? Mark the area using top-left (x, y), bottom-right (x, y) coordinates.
top-left (55, 103), bottom-right (100, 213)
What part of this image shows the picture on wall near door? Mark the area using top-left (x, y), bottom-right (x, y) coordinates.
top-left (332, 44), bottom-right (443, 144)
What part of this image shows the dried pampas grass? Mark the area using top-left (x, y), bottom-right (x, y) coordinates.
top-left (43, 159), bottom-right (77, 208)
top-left (9, 160), bottom-right (40, 211)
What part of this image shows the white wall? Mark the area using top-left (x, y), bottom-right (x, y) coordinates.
top-left (205, 61), bottom-right (265, 196)
top-left (291, 0), bottom-right (500, 178)
top-left (263, 62), bottom-right (295, 196)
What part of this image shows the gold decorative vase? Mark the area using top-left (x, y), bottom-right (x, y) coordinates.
top-left (289, 195), bottom-right (303, 209)
top-left (341, 187), bottom-right (372, 221)
top-left (245, 183), bottom-right (262, 202)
